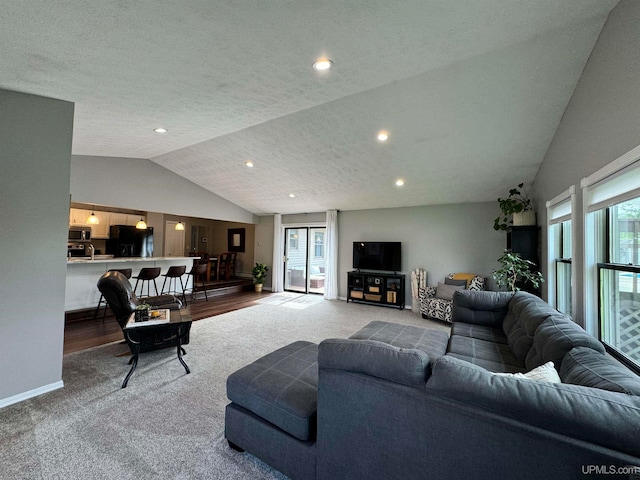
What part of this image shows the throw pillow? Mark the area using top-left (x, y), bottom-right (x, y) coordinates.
top-left (445, 278), bottom-right (467, 288)
top-left (494, 361), bottom-right (561, 383)
top-left (451, 273), bottom-right (478, 288)
top-left (435, 282), bottom-right (465, 301)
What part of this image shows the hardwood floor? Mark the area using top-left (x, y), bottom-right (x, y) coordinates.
top-left (64, 289), bottom-right (271, 354)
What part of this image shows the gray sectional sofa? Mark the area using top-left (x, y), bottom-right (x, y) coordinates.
top-left (225, 290), bottom-right (640, 479)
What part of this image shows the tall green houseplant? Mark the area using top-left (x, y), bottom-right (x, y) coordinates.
top-left (493, 251), bottom-right (543, 292)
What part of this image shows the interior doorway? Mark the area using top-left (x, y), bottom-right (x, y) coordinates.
top-left (164, 221), bottom-right (186, 256)
top-left (284, 226), bottom-right (326, 294)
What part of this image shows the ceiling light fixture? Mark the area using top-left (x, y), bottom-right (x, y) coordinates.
top-left (245, 161), bottom-right (254, 168)
top-left (136, 217), bottom-right (147, 229)
top-left (377, 131), bottom-right (390, 142)
top-left (154, 127), bottom-right (168, 133)
top-left (289, 193), bottom-right (296, 198)
top-left (395, 179), bottom-right (405, 187)
top-left (175, 220), bottom-right (185, 231)
top-left (86, 206), bottom-right (100, 225)
top-left (313, 58), bottom-right (333, 71)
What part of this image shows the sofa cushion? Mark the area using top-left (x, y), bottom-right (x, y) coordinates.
top-left (445, 278), bottom-right (467, 288)
top-left (447, 336), bottom-right (523, 370)
top-left (451, 322), bottom-right (508, 344)
top-left (319, 338), bottom-right (432, 387)
top-left (435, 282), bottom-right (464, 301)
top-left (452, 290), bottom-right (513, 328)
top-left (446, 352), bottom-right (525, 373)
top-left (560, 347), bottom-right (640, 395)
top-left (350, 321), bottom-right (449, 360)
top-left (427, 355), bottom-right (640, 458)
top-left (502, 291), bottom-right (557, 362)
top-left (226, 341), bottom-right (318, 441)
top-left (525, 316), bottom-right (605, 371)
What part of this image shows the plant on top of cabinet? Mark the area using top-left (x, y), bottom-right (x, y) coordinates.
top-left (493, 183), bottom-right (535, 231)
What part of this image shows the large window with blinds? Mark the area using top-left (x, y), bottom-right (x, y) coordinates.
top-left (546, 187), bottom-right (574, 316)
top-left (583, 149), bottom-right (640, 371)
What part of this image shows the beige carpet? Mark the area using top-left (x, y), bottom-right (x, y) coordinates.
top-left (0, 298), bottom-right (449, 479)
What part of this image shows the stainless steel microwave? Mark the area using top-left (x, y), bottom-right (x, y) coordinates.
top-left (68, 226), bottom-right (91, 242)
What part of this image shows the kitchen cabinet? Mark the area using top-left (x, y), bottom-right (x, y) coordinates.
top-left (109, 213), bottom-right (143, 227)
top-left (69, 208), bottom-right (92, 226)
top-left (90, 211), bottom-right (110, 238)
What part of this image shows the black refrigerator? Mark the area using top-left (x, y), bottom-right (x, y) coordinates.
top-left (106, 225), bottom-right (154, 257)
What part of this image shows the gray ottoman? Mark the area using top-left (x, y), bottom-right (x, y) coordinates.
top-left (225, 341), bottom-right (319, 480)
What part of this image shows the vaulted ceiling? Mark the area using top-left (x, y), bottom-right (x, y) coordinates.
top-left (1, 1), bottom-right (618, 215)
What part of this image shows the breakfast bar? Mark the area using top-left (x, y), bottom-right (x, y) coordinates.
top-left (66, 256), bottom-right (197, 311)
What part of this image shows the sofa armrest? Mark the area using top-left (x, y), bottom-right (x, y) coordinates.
top-left (318, 339), bottom-right (430, 387)
top-left (451, 290), bottom-right (513, 327)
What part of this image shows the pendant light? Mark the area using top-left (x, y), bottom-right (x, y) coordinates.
top-left (175, 220), bottom-right (185, 231)
top-left (86, 206), bottom-right (100, 225)
top-left (136, 217), bottom-right (147, 229)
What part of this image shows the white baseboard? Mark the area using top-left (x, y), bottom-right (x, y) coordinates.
top-left (0, 380), bottom-right (64, 410)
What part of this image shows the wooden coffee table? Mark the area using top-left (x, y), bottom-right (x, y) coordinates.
top-left (121, 308), bottom-right (192, 388)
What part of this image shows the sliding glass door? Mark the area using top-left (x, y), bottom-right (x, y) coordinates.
top-left (284, 227), bottom-right (326, 294)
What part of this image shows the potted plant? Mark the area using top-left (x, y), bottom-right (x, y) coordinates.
top-left (493, 183), bottom-right (535, 231)
top-left (134, 303), bottom-right (151, 322)
top-left (252, 263), bottom-right (269, 293)
top-left (493, 251), bottom-right (544, 293)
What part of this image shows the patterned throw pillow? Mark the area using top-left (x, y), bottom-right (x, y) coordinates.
top-left (494, 361), bottom-right (561, 383)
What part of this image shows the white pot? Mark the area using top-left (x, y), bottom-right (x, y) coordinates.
top-left (513, 211), bottom-right (536, 226)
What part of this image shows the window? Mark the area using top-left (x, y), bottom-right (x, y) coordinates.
top-left (289, 230), bottom-right (299, 250)
top-left (546, 187), bottom-right (574, 316)
top-left (314, 231), bottom-right (324, 258)
top-left (583, 148), bottom-right (640, 371)
top-left (597, 198), bottom-right (640, 368)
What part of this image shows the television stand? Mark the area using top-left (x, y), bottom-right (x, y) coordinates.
top-left (347, 271), bottom-right (405, 309)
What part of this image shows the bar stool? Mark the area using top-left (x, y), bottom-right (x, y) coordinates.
top-left (161, 265), bottom-right (187, 303)
top-left (94, 268), bottom-right (133, 319)
top-left (133, 267), bottom-right (161, 298)
top-left (185, 263), bottom-right (208, 304)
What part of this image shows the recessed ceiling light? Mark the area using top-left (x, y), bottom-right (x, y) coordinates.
top-left (289, 193), bottom-right (296, 198)
top-left (245, 161), bottom-right (254, 168)
top-left (154, 127), bottom-right (168, 133)
top-left (313, 58), bottom-right (333, 71)
top-left (395, 179), bottom-right (405, 187)
top-left (377, 131), bottom-right (389, 142)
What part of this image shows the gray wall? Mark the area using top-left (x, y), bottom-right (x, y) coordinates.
top-left (256, 204), bottom-right (504, 303)
top-left (532, 0), bottom-right (640, 324)
top-left (0, 89), bottom-right (74, 405)
top-left (71, 155), bottom-right (258, 224)
top-left (339, 203), bottom-right (505, 307)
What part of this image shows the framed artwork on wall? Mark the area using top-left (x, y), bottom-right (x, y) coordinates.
top-left (228, 228), bottom-right (245, 252)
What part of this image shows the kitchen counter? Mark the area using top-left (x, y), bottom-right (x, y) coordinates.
top-left (65, 257), bottom-right (199, 311)
top-left (67, 256), bottom-right (197, 264)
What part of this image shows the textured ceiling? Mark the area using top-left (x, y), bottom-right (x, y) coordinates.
top-left (0, 1), bottom-right (618, 215)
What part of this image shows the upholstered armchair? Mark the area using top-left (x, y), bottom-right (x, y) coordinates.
top-left (97, 271), bottom-right (187, 353)
top-left (419, 273), bottom-right (485, 323)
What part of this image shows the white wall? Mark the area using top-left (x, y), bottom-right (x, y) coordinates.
top-left (71, 155), bottom-right (258, 224)
top-left (0, 89), bottom-right (74, 406)
top-left (532, 0), bottom-right (640, 323)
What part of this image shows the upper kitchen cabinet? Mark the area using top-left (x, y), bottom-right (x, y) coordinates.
top-left (109, 213), bottom-right (143, 227)
top-left (69, 208), bottom-right (91, 226)
top-left (69, 208), bottom-right (110, 238)
top-left (90, 212), bottom-right (110, 238)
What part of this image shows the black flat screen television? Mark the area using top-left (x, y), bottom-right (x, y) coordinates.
top-left (353, 242), bottom-right (401, 272)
